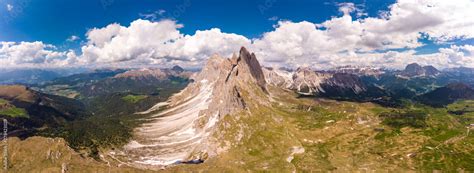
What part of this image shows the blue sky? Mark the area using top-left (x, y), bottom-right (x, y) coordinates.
top-left (0, 0), bottom-right (473, 69)
top-left (1, 0), bottom-right (396, 45)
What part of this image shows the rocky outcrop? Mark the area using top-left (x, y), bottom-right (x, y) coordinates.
top-left (262, 67), bottom-right (293, 88)
top-left (171, 65), bottom-right (185, 73)
top-left (330, 65), bottom-right (385, 76)
top-left (423, 65), bottom-right (440, 76)
top-left (119, 47), bottom-right (268, 168)
top-left (322, 73), bottom-right (366, 94)
top-left (400, 63), bottom-right (440, 78)
top-left (264, 67), bottom-right (370, 97)
top-left (290, 67), bottom-right (332, 95)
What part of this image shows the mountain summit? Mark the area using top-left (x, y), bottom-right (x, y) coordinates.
top-left (400, 63), bottom-right (440, 77)
top-left (118, 47), bottom-right (269, 167)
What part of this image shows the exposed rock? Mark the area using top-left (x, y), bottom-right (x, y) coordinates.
top-left (400, 63), bottom-right (440, 78)
top-left (264, 67), bottom-right (372, 98)
top-left (423, 65), bottom-right (440, 76)
top-left (322, 73), bottom-right (366, 94)
top-left (263, 67), bottom-right (293, 88)
top-left (330, 65), bottom-right (385, 76)
top-left (61, 163), bottom-right (68, 173)
top-left (171, 65), bottom-right (185, 73)
top-left (290, 67), bottom-right (331, 95)
top-left (119, 47), bottom-right (269, 167)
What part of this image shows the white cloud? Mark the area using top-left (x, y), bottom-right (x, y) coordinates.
top-left (66, 35), bottom-right (80, 42)
top-left (0, 41), bottom-right (75, 68)
top-left (6, 4), bottom-right (13, 11)
top-left (2, 0), bottom-right (474, 69)
top-left (337, 2), bottom-right (356, 16)
top-left (438, 45), bottom-right (474, 67)
top-left (79, 19), bottom-right (250, 68)
top-left (251, 0), bottom-right (474, 68)
top-left (337, 2), bottom-right (367, 17)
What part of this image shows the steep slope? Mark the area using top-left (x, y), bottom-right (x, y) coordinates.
top-left (115, 47), bottom-right (269, 168)
top-left (264, 67), bottom-right (385, 99)
top-left (0, 85), bottom-right (87, 138)
top-left (416, 82), bottom-right (474, 107)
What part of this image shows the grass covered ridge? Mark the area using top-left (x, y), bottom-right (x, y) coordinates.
top-left (0, 98), bottom-right (29, 118)
top-left (165, 86), bottom-right (474, 172)
top-left (122, 94), bottom-right (147, 103)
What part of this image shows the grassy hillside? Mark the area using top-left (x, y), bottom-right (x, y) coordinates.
top-left (2, 136), bottom-right (149, 172)
top-left (163, 86), bottom-right (474, 172)
top-left (3, 83), bottom-right (473, 172)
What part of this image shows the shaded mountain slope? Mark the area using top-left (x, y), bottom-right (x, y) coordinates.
top-left (417, 83), bottom-right (474, 107)
top-left (0, 85), bottom-right (87, 138)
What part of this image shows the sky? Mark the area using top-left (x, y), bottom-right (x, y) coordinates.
top-left (0, 0), bottom-right (474, 69)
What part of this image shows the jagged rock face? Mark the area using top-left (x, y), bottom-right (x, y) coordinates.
top-left (403, 63), bottom-right (424, 76)
top-left (423, 65), bottom-right (440, 76)
top-left (400, 63), bottom-right (440, 77)
top-left (290, 67), bottom-right (331, 95)
top-left (262, 67), bottom-right (293, 88)
top-left (318, 73), bottom-right (368, 98)
top-left (322, 73), bottom-right (366, 94)
top-left (330, 65), bottom-right (385, 76)
top-left (175, 47), bottom-right (268, 116)
top-left (119, 47), bottom-right (268, 168)
top-left (264, 67), bottom-right (368, 96)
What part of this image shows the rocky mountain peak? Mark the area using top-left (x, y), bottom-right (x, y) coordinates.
top-left (295, 66), bottom-right (312, 72)
top-left (422, 65), bottom-right (440, 76)
top-left (120, 47), bottom-right (269, 166)
top-left (171, 65), bottom-right (184, 73)
top-left (231, 47), bottom-right (267, 89)
top-left (401, 63), bottom-right (440, 77)
top-left (404, 63), bottom-right (424, 73)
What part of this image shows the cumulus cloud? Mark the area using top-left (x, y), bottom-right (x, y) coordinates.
top-left (2, 0), bottom-right (474, 69)
top-left (78, 19), bottom-right (250, 68)
top-left (251, 0), bottom-right (474, 69)
top-left (438, 45), bottom-right (474, 67)
top-left (0, 41), bottom-right (76, 68)
top-left (337, 2), bottom-right (356, 15)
